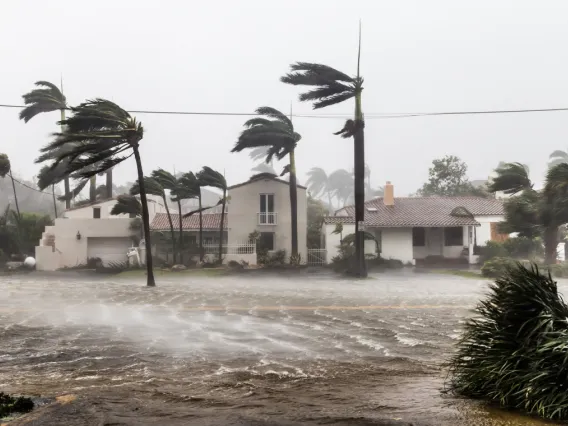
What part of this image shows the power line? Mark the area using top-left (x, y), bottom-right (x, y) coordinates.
top-left (7, 175), bottom-right (55, 196)
top-left (2, 103), bottom-right (568, 119)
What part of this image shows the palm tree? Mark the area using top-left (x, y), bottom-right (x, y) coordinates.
top-left (0, 154), bottom-right (20, 219)
top-left (328, 169), bottom-right (354, 208)
top-left (197, 166), bottom-right (228, 264)
top-left (281, 27), bottom-right (366, 276)
top-left (231, 106), bottom-right (301, 261)
top-left (36, 99), bottom-right (156, 286)
top-left (306, 167), bottom-right (334, 208)
top-left (20, 81), bottom-right (113, 204)
top-left (110, 194), bottom-right (142, 216)
top-left (549, 149), bottom-right (568, 168)
top-left (131, 177), bottom-right (177, 264)
top-left (176, 172), bottom-right (204, 261)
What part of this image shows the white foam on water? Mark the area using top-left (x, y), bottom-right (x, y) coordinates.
top-left (354, 335), bottom-right (385, 352)
top-left (395, 333), bottom-right (425, 347)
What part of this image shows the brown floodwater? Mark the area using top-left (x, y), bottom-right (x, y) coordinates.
top-left (0, 271), bottom-right (563, 425)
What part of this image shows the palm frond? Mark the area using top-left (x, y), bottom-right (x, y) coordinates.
top-left (182, 200), bottom-right (222, 218)
top-left (313, 91), bottom-right (356, 109)
top-left (110, 194), bottom-right (141, 216)
top-left (280, 164), bottom-right (290, 176)
top-left (549, 150), bottom-right (568, 160)
top-left (58, 178), bottom-right (89, 201)
top-left (197, 166), bottom-right (227, 191)
top-left (282, 62), bottom-right (354, 84)
top-left (130, 176), bottom-right (165, 198)
top-left (151, 169), bottom-right (178, 190)
top-left (171, 172), bottom-right (200, 202)
top-left (20, 80), bottom-right (67, 122)
top-left (306, 167), bottom-right (328, 198)
top-left (0, 154), bottom-right (11, 178)
top-left (488, 162), bottom-right (533, 195)
top-left (255, 107), bottom-right (292, 129)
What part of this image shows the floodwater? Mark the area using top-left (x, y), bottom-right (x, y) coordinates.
top-left (0, 271), bottom-right (562, 425)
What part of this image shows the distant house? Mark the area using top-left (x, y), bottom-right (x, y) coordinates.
top-left (35, 195), bottom-right (172, 271)
top-left (322, 182), bottom-right (506, 264)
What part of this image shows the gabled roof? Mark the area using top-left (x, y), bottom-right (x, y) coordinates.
top-left (150, 213), bottom-right (227, 230)
top-left (324, 196), bottom-right (504, 228)
top-left (228, 173), bottom-right (306, 190)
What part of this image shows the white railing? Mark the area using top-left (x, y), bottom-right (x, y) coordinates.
top-left (307, 249), bottom-right (327, 266)
top-left (258, 212), bottom-right (277, 225)
top-left (202, 242), bottom-right (257, 255)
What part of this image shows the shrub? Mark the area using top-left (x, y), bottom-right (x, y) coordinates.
top-left (503, 236), bottom-right (543, 259)
top-left (545, 262), bottom-right (568, 278)
top-left (480, 257), bottom-right (515, 277)
top-left (330, 243), bottom-right (355, 273)
top-left (0, 392), bottom-right (34, 418)
top-left (479, 241), bottom-right (507, 262)
top-left (447, 263), bottom-right (568, 421)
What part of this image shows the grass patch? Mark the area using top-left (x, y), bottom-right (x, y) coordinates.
top-left (115, 268), bottom-right (229, 278)
top-left (430, 269), bottom-right (483, 279)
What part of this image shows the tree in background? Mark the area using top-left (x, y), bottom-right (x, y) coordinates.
top-left (417, 155), bottom-right (491, 197)
top-left (38, 165), bottom-right (58, 218)
top-left (37, 99), bottom-right (156, 286)
top-left (110, 194), bottom-right (143, 244)
top-left (0, 154), bottom-right (20, 220)
top-left (0, 205), bottom-right (20, 257)
top-left (17, 213), bottom-right (53, 255)
top-left (307, 195), bottom-right (328, 248)
top-left (131, 177), bottom-right (177, 264)
top-left (549, 149), bottom-right (568, 168)
top-left (282, 28), bottom-right (367, 277)
top-left (197, 167), bottom-right (228, 264)
top-left (232, 107), bottom-right (301, 262)
top-left (489, 162), bottom-right (568, 264)
top-left (249, 147), bottom-right (277, 176)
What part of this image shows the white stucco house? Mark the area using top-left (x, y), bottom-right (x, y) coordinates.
top-left (322, 182), bottom-right (506, 265)
top-left (35, 194), bottom-right (172, 271)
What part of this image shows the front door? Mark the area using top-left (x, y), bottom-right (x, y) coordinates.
top-left (427, 228), bottom-right (444, 256)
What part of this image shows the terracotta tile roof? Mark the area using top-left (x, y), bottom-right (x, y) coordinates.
top-left (323, 196), bottom-right (504, 228)
top-left (151, 213), bottom-right (227, 230)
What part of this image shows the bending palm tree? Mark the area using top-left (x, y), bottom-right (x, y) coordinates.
top-left (131, 177), bottom-right (177, 264)
top-left (231, 106), bottom-right (301, 261)
top-left (177, 172), bottom-right (204, 261)
top-left (0, 154), bottom-right (20, 220)
top-left (306, 167), bottom-right (334, 208)
top-left (36, 99), bottom-right (156, 286)
top-left (281, 27), bottom-right (366, 276)
top-left (197, 166), bottom-right (228, 264)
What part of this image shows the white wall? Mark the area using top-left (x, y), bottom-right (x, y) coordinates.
top-left (322, 223), bottom-right (376, 263)
top-left (35, 218), bottom-right (134, 271)
top-left (227, 179), bottom-right (307, 261)
top-left (380, 228), bottom-right (414, 263)
top-left (63, 195), bottom-right (168, 223)
top-left (474, 215), bottom-right (505, 245)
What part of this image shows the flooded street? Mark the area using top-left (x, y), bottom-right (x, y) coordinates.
top-left (0, 271), bottom-right (561, 425)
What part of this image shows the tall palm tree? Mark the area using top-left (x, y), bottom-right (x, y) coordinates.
top-left (131, 177), bottom-right (177, 264)
top-left (0, 154), bottom-right (20, 220)
top-left (197, 166), bottom-right (228, 264)
top-left (549, 149), bottom-right (568, 168)
top-left (38, 165), bottom-right (58, 218)
top-left (329, 169), bottom-right (354, 208)
top-left (20, 81), bottom-right (113, 204)
top-left (36, 99), bottom-right (156, 286)
top-left (281, 26), bottom-right (366, 276)
top-left (306, 167), bottom-right (334, 208)
top-left (231, 106), bottom-right (301, 261)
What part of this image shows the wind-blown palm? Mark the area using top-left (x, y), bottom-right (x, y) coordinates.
top-left (36, 99), bottom-right (156, 286)
top-left (488, 162), bottom-right (533, 195)
top-left (175, 172), bottom-right (203, 260)
top-left (281, 35), bottom-right (367, 277)
top-left (329, 169), bottom-right (354, 207)
top-left (0, 154), bottom-right (20, 222)
top-left (197, 166), bottom-right (228, 264)
top-left (549, 149), bottom-right (568, 168)
top-left (131, 177), bottom-right (177, 264)
top-left (110, 194), bottom-right (141, 216)
top-left (231, 106), bottom-right (301, 259)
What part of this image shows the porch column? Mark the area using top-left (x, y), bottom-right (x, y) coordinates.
top-left (468, 226), bottom-right (474, 265)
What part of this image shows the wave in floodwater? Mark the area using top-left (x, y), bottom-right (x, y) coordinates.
top-left (0, 272), bottom-right (561, 425)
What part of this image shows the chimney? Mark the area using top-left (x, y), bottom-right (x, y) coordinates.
top-left (384, 181), bottom-right (394, 206)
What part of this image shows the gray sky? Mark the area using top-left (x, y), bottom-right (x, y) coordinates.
top-left (2, 0), bottom-right (567, 196)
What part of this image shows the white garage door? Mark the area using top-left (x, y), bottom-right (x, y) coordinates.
top-left (87, 237), bottom-right (132, 266)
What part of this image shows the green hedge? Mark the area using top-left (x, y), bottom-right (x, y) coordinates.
top-left (448, 263), bottom-right (568, 420)
top-left (480, 257), bottom-right (516, 277)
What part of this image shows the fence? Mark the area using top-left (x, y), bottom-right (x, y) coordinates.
top-left (202, 243), bottom-right (256, 255)
top-left (307, 249), bottom-right (327, 266)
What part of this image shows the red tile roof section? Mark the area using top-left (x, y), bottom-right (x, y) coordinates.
top-left (151, 213), bottom-right (227, 230)
top-left (323, 196), bottom-right (504, 227)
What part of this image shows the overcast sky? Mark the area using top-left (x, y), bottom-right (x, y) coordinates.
top-left (1, 0), bottom-right (567, 196)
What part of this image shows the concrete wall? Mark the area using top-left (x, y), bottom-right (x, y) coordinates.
top-left (322, 223), bottom-right (378, 263)
top-left (35, 218), bottom-right (134, 271)
top-left (474, 215), bottom-right (505, 245)
top-left (227, 179), bottom-right (307, 262)
top-left (63, 195), bottom-right (168, 222)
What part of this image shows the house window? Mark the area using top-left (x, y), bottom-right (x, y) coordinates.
top-left (93, 207), bottom-right (101, 219)
top-left (259, 232), bottom-right (275, 251)
top-left (412, 228), bottom-right (425, 247)
top-left (259, 193), bottom-right (275, 224)
top-left (444, 227), bottom-right (463, 246)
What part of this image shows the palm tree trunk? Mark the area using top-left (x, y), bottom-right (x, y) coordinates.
top-left (288, 149), bottom-right (299, 260)
top-left (89, 176), bottom-right (96, 202)
top-left (106, 169), bottom-right (113, 199)
top-left (177, 200), bottom-right (183, 263)
top-left (52, 184), bottom-right (58, 218)
top-left (132, 146), bottom-right (155, 287)
top-left (352, 91), bottom-right (367, 278)
top-left (60, 109), bottom-right (71, 210)
top-left (162, 194), bottom-right (176, 264)
top-left (327, 192), bottom-right (333, 213)
top-left (544, 225), bottom-right (558, 265)
top-left (218, 189), bottom-right (226, 265)
top-left (199, 194), bottom-right (204, 262)
top-left (8, 172), bottom-right (20, 219)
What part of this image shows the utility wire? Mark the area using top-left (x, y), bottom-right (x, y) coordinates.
top-left (2, 103), bottom-right (568, 119)
top-left (8, 175), bottom-right (55, 196)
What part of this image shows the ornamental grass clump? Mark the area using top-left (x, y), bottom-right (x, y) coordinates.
top-left (447, 262), bottom-right (568, 420)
